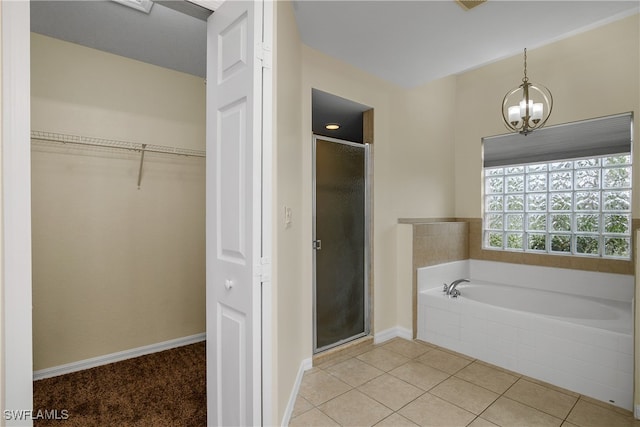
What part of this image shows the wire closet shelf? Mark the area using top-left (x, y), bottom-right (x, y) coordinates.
top-left (31, 130), bottom-right (206, 189)
top-left (30, 130), bottom-right (206, 158)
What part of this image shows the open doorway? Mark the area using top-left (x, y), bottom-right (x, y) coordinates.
top-left (5, 2), bottom-right (271, 423)
top-left (29, 0), bottom-right (208, 422)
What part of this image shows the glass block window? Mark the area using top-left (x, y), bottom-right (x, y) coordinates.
top-left (483, 154), bottom-right (632, 259)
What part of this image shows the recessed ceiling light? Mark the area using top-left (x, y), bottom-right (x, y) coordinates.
top-left (325, 123), bottom-right (340, 130)
top-left (112, 0), bottom-right (154, 14)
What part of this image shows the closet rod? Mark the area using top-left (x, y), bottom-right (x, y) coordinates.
top-left (30, 130), bottom-right (206, 158)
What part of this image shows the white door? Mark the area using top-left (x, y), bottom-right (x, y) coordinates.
top-left (206, 1), bottom-right (268, 425)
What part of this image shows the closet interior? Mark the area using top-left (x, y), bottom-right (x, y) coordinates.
top-left (30, 2), bottom-right (207, 374)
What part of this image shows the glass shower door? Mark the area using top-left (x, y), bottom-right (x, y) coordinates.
top-left (313, 136), bottom-right (369, 353)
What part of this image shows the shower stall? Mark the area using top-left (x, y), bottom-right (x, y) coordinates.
top-left (313, 135), bottom-right (370, 353)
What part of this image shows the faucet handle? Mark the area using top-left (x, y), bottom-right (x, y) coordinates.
top-left (442, 283), bottom-right (448, 293)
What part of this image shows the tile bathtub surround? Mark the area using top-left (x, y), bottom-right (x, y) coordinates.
top-left (289, 338), bottom-right (638, 427)
top-left (412, 222), bottom-right (470, 267)
top-left (398, 217), bottom-right (638, 275)
top-left (404, 221), bottom-right (470, 338)
top-left (399, 217), bottom-right (637, 344)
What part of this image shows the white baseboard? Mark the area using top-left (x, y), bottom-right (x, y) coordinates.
top-left (33, 332), bottom-right (206, 381)
top-left (374, 326), bottom-right (412, 344)
top-left (281, 357), bottom-right (312, 427)
top-left (635, 404), bottom-right (640, 420)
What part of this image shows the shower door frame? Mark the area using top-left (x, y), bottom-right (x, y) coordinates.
top-left (312, 134), bottom-right (371, 354)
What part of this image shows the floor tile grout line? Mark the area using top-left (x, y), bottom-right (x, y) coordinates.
top-left (385, 362), bottom-right (451, 394)
top-left (427, 383), bottom-right (502, 420)
top-left (564, 396), bottom-right (582, 425)
top-left (307, 348), bottom-right (446, 425)
top-left (378, 341), bottom-right (434, 359)
top-left (292, 338), bottom-right (635, 426)
top-left (384, 352), bottom-right (486, 419)
top-left (298, 368), bottom-right (355, 409)
top-left (322, 353), bottom-right (433, 417)
top-left (295, 372), bottom-right (618, 427)
top-left (316, 406), bottom-right (343, 427)
top-left (321, 360), bottom-right (386, 388)
top-left (355, 346), bottom-right (488, 417)
top-left (430, 375), bottom-right (503, 417)
top-left (480, 377), bottom-right (570, 424)
top-left (358, 384), bottom-right (428, 414)
top-left (313, 387), bottom-right (398, 427)
top-left (451, 367), bottom-right (517, 396)
top-left (374, 412), bottom-right (404, 426)
top-left (491, 395), bottom-right (566, 424)
top-left (500, 378), bottom-right (581, 422)
top-left (413, 355), bottom-right (472, 377)
top-left (371, 366), bottom-right (440, 394)
top-left (465, 414), bottom-right (490, 427)
top-left (518, 376), bottom-right (581, 400)
top-left (446, 359), bottom-right (476, 376)
top-left (310, 352), bottom-right (408, 424)
top-left (411, 356), bottom-right (577, 425)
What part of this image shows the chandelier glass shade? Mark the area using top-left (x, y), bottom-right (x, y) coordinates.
top-left (502, 49), bottom-right (553, 135)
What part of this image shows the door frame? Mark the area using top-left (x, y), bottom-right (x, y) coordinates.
top-left (312, 134), bottom-right (371, 354)
top-left (1, 1), bottom-right (272, 423)
top-left (2, 1), bottom-right (34, 418)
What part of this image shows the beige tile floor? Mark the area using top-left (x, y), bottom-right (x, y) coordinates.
top-left (289, 338), bottom-right (639, 427)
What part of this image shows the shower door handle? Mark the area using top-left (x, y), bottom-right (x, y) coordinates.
top-left (313, 240), bottom-right (322, 250)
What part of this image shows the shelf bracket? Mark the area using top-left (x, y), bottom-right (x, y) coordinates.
top-left (137, 144), bottom-right (147, 189)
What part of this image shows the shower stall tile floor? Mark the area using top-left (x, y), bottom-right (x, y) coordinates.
top-left (289, 338), bottom-right (638, 427)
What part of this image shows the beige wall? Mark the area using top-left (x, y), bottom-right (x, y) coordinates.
top-left (273, 2), bottom-right (305, 423)
top-left (394, 76), bottom-right (457, 218)
top-left (31, 34), bottom-right (204, 149)
top-left (31, 34), bottom-right (206, 370)
top-left (454, 14), bottom-right (640, 218)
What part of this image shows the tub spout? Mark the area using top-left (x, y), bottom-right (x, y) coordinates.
top-left (446, 278), bottom-right (470, 297)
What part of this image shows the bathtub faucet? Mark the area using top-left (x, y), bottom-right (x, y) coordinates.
top-left (446, 278), bottom-right (470, 298)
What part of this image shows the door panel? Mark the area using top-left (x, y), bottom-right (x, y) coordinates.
top-left (206, 1), bottom-right (262, 425)
top-left (218, 304), bottom-right (246, 427)
top-left (218, 98), bottom-right (248, 264)
top-left (314, 136), bottom-right (369, 352)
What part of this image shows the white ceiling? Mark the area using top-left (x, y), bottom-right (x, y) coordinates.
top-left (293, 0), bottom-right (640, 88)
top-left (31, 1), bottom-right (639, 138)
top-left (31, 1), bottom-right (640, 88)
top-left (31, 0), bottom-right (209, 78)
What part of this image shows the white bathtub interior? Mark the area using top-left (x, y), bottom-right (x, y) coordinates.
top-left (417, 260), bottom-right (634, 411)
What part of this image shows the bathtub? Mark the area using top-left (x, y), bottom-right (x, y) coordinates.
top-left (417, 260), bottom-right (634, 411)
top-left (458, 282), bottom-right (632, 333)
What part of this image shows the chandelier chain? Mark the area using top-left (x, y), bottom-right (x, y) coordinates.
top-left (522, 48), bottom-right (528, 83)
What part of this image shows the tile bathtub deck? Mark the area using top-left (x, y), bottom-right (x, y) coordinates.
top-left (289, 338), bottom-right (638, 427)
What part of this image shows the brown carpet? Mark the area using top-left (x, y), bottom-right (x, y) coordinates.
top-left (33, 341), bottom-right (206, 427)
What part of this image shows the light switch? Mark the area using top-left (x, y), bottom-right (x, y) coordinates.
top-left (284, 206), bottom-right (292, 227)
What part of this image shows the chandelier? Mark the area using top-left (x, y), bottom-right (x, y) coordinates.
top-left (502, 48), bottom-right (553, 135)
